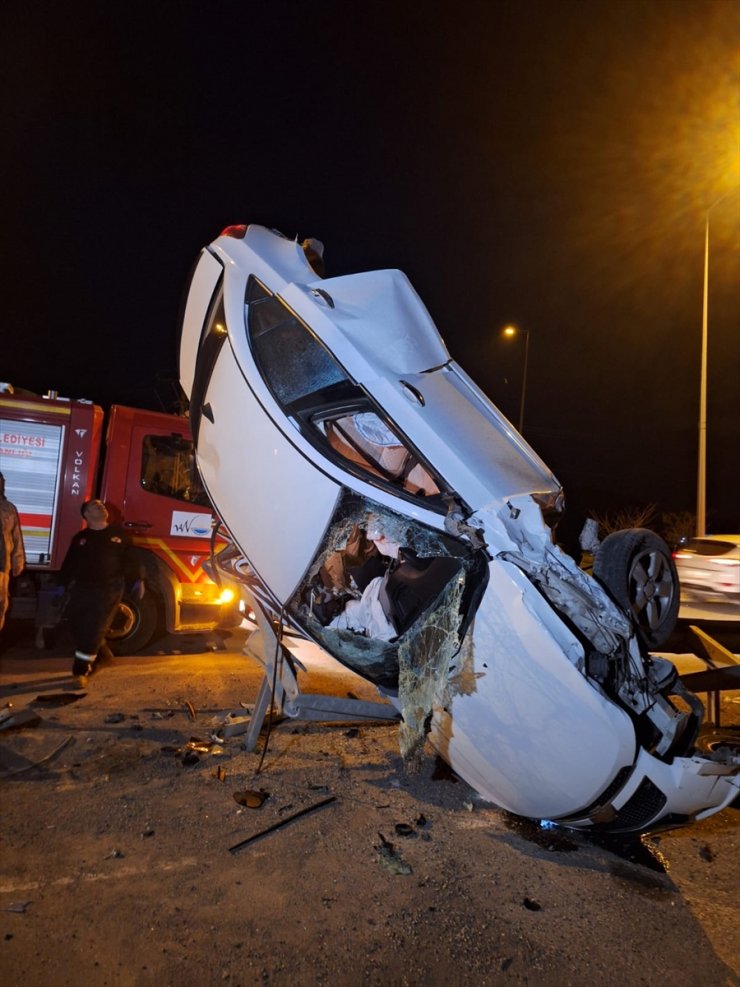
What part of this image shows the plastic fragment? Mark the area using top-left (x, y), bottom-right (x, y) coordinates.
top-left (5, 901), bottom-right (32, 913)
top-left (0, 708), bottom-right (42, 732)
top-left (376, 832), bottom-right (412, 875)
top-left (0, 735), bottom-right (74, 776)
top-left (233, 789), bottom-right (269, 809)
top-left (186, 739), bottom-right (213, 753)
top-left (34, 692), bottom-right (85, 705)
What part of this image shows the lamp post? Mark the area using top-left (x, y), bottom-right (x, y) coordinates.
top-left (696, 192), bottom-right (732, 537)
top-left (502, 325), bottom-right (530, 435)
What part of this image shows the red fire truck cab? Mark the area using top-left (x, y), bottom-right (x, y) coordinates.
top-left (0, 387), bottom-right (237, 653)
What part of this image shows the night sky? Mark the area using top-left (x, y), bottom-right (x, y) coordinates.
top-left (3, 1), bottom-right (739, 527)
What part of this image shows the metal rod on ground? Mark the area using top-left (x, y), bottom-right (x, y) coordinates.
top-left (228, 796), bottom-right (337, 853)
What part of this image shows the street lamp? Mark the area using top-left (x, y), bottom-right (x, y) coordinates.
top-left (502, 325), bottom-right (530, 435)
top-left (696, 192), bottom-right (733, 537)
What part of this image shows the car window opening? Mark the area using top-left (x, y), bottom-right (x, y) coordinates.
top-left (288, 494), bottom-right (489, 765)
top-left (245, 275), bottom-right (446, 506)
top-left (320, 413), bottom-right (440, 498)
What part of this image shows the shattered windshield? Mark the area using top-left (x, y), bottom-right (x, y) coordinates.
top-left (246, 276), bottom-right (347, 405)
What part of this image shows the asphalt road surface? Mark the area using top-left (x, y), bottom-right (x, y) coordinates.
top-left (1, 617), bottom-right (738, 986)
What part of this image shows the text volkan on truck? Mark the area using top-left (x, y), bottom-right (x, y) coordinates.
top-left (0, 387), bottom-right (238, 653)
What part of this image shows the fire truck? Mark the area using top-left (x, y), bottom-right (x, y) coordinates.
top-left (0, 386), bottom-right (237, 653)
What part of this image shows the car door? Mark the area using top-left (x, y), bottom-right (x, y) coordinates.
top-left (189, 277), bottom-right (343, 605)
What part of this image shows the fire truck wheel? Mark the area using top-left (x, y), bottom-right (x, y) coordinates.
top-left (107, 591), bottom-right (160, 655)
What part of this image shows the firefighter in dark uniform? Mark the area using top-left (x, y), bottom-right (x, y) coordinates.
top-left (60, 499), bottom-right (143, 686)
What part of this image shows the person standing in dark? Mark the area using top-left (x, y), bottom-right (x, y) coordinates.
top-left (60, 499), bottom-right (143, 686)
top-left (0, 471), bottom-right (25, 633)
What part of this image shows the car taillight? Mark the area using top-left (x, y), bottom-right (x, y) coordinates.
top-left (220, 224), bottom-right (248, 239)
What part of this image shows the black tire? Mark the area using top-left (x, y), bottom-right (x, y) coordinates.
top-left (693, 730), bottom-right (740, 808)
top-left (593, 528), bottom-right (679, 649)
top-left (106, 591), bottom-right (160, 655)
top-left (694, 729), bottom-right (740, 758)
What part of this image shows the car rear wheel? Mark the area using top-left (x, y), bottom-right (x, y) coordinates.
top-left (593, 528), bottom-right (679, 649)
top-left (106, 592), bottom-right (160, 655)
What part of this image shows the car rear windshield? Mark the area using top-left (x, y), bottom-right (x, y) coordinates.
top-left (246, 276), bottom-right (346, 405)
top-left (683, 539), bottom-right (737, 557)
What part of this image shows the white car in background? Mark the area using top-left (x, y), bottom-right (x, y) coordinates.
top-left (178, 224), bottom-right (739, 834)
top-left (674, 535), bottom-right (740, 606)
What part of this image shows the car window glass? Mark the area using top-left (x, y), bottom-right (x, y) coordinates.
top-left (246, 276), bottom-right (347, 406)
top-left (245, 277), bottom-right (445, 507)
top-left (684, 539), bottom-right (736, 557)
top-left (141, 434), bottom-right (210, 506)
top-left (316, 411), bottom-right (440, 498)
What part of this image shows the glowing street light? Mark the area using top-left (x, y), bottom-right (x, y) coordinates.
top-left (502, 325), bottom-right (530, 435)
top-left (696, 191), bottom-right (735, 537)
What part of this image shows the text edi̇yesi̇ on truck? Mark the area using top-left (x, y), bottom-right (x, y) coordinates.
top-left (0, 386), bottom-right (238, 652)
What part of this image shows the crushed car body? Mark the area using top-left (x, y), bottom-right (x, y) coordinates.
top-left (179, 224), bottom-right (739, 834)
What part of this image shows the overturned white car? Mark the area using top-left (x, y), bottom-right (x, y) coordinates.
top-left (179, 224), bottom-right (739, 834)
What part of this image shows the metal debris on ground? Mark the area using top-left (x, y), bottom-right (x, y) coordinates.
top-left (213, 765), bottom-right (227, 781)
top-left (34, 692), bottom-right (86, 705)
top-left (4, 902), bottom-right (32, 914)
top-left (161, 737), bottom-right (225, 765)
top-left (375, 832), bottom-right (413, 875)
top-left (0, 708), bottom-right (42, 732)
top-left (0, 735), bottom-right (75, 777)
top-left (186, 738), bottom-right (216, 753)
top-left (228, 796), bottom-right (337, 854)
top-left (219, 714), bottom-right (252, 739)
